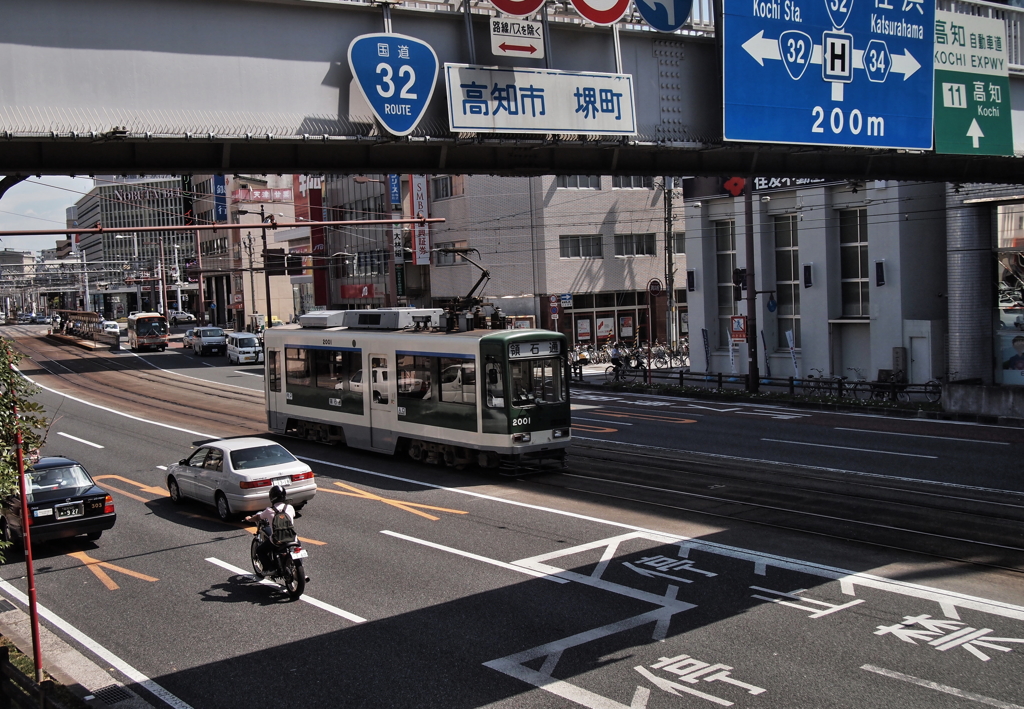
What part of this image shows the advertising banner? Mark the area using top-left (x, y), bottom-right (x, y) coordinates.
top-left (786, 329), bottom-right (800, 378)
top-left (411, 175), bottom-right (430, 266)
top-left (213, 175), bottom-right (227, 222)
top-left (596, 317), bottom-right (615, 341)
top-left (619, 315), bottom-right (634, 338)
top-left (340, 284), bottom-right (376, 299)
top-left (998, 331), bottom-right (1024, 386)
top-left (577, 318), bottom-right (591, 340)
top-left (445, 65), bottom-right (636, 135)
top-left (294, 175), bottom-right (326, 305)
top-left (702, 328), bottom-right (710, 373)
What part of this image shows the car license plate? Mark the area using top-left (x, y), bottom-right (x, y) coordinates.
top-left (272, 477), bottom-right (291, 486)
top-left (54, 502), bottom-right (84, 519)
top-left (290, 549), bottom-right (308, 560)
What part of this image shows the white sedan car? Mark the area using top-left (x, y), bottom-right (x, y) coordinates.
top-left (166, 438), bottom-right (316, 521)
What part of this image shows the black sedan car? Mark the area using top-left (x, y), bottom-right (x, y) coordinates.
top-left (0, 457), bottom-right (116, 545)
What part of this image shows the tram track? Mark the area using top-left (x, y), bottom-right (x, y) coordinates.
top-left (11, 333), bottom-right (266, 436)
top-left (549, 439), bottom-right (1024, 572)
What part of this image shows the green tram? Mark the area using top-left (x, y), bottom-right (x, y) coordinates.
top-left (263, 309), bottom-right (571, 470)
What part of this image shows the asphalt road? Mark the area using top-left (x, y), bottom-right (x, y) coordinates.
top-left (2, 329), bottom-right (1023, 709)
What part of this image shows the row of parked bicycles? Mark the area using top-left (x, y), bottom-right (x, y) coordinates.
top-left (791, 368), bottom-right (949, 404)
top-left (570, 341), bottom-right (691, 373)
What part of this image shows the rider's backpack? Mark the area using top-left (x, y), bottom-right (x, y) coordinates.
top-left (271, 504), bottom-right (296, 545)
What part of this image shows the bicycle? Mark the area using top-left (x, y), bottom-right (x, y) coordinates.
top-left (924, 370), bottom-right (958, 404)
top-left (846, 367), bottom-right (872, 400)
top-left (803, 368), bottom-right (826, 397)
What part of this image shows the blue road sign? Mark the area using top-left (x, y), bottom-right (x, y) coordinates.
top-left (723, 0), bottom-right (933, 149)
top-left (348, 34), bottom-right (439, 137)
top-left (388, 174), bottom-right (402, 205)
top-left (634, 0), bottom-right (694, 32)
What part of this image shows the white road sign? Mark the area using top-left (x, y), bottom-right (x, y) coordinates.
top-left (445, 64), bottom-right (636, 135)
top-left (490, 18), bottom-right (544, 59)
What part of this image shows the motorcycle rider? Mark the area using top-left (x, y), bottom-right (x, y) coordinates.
top-left (244, 485), bottom-right (295, 570)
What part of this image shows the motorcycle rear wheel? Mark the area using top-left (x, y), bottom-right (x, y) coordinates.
top-left (250, 537), bottom-right (266, 579)
top-left (284, 558), bottom-right (305, 600)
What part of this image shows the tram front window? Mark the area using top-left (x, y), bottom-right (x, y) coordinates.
top-left (510, 357), bottom-right (565, 406)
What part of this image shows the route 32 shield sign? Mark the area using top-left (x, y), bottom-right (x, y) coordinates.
top-left (348, 34), bottom-right (439, 137)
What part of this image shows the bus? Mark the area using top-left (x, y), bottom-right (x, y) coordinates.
top-left (126, 312), bottom-right (169, 351)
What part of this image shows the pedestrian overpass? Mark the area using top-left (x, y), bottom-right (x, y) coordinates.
top-left (0, 0), bottom-right (1021, 182)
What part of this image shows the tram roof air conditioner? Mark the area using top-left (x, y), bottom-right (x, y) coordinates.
top-left (298, 308), bottom-right (444, 330)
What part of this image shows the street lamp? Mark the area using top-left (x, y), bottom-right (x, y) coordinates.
top-left (236, 206), bottom-right (284, 326)
top-left (115, 234), bottom-right (143, 312)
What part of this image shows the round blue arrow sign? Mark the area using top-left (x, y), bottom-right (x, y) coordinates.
top-left (634, 0), bottom-right (694, 32)
top-left (348, 34), bottom-right (439, 137)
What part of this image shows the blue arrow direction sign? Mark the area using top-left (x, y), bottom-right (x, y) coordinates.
top-left (634, 0), bottom-right (694, 32)
top-left (349, 34), bottom-right (439, 137)
top-left (724, 0), bottom-right (933, 149)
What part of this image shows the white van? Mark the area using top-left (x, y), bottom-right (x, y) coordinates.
top-left (226, 332), bottom-right (264, 364)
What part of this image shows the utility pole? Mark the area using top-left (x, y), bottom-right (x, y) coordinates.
top-left (260, 205), bottom-right (273, 326)
top-left (664, 176), bottom-right (677, 349)
top-left (194, 228), bottom-right (206, 325)
top-left (744, 179), bottom-right (760, 392)
top-left (244, 233), bottom-right (258, 320)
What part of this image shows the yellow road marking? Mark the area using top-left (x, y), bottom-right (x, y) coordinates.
top-left (95, 483), bottom-right (150, 503)
top-left (66, 551), bottom-right (159, 591)
top-left (94, 475), bottom-right (169, 497)
top-left (177, 511), bottom-right (327, 546)
top-left (594, 411), bottom-right (697, 424)
top-left (571, 424), bottom-right (618, 433)
top-left (321, 482), bottom-right (468, 521)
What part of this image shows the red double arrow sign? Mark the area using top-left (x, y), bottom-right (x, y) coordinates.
top-left (499, 42), bottom-right (538, 54)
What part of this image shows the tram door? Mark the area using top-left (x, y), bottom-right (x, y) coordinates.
top-left (368, 354), bottom-right (396, 451)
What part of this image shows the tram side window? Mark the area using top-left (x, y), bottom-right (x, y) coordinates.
top-left (314, 349), bottom-right (360, 390)
top-left (285, 348), bottom-right (311, 387)
top-left (485, 362), bottom-right (505, 408)
top-left (397, 354), bottom-right (433, 400)
top-left (440, 357), bottom-right (475, 405)
top-left (511, 357), bottom-right (565, 405)
top-left (268, 350), bottom-right (281, 392)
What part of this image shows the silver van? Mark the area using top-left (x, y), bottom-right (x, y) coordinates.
top-left (226, 332), bottom-right (263, 364)
top-left (192, 327), bottom-right (227, 356)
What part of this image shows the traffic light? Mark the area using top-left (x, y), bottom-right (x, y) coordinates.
top-left (263, 248), bottom-right (286, 276)
top-left (732, 268), bottom-right (746, 301)
top-left (285, 255), bottom-right (303, 276)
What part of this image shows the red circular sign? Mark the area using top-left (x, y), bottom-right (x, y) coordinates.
top-left (569, 0), bottom-right (631, 25)
top-left (648, 279), bottom-right (663, 296)
top-left (488, 0), bottom-right (546, 17)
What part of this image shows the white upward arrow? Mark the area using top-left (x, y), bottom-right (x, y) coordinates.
top-left (743, 33), bottom-right (920, 80)
top-left (967, 118), bottom-right (985, 148)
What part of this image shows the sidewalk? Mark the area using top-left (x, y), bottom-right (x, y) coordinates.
top-left (0, 600), bottom-right (152, 709)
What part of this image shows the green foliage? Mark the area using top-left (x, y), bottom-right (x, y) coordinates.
top-left (0, 338), bottom-right (48, 498)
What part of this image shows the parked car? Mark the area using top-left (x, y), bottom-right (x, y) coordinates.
top-left (166, 438), bottom-right (316, 521)
top-left (168, 310), bottom-right (196, 326)
top-left (33, 314), bottom-right (50, 324)
top-left (226, 332), bottom-right (264, 364)
top-left (192, 327), bottom-right (227, 356)
top-left (17, 314), bottom-right (31, 324)
top-left (0, 457), bottom-right (116, 545)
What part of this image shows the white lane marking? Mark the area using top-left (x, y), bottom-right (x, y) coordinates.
top-left (761, 438), bottom-right (937, 459)
top-left (0, 577), bottom-right (193, 709)
top-left (56, 432), bottom-right (104, 449)
top-left (121, 350), bottom-right (256, 391)
top-left (19, 370), bottom-right (216, 438)
top-left (301, 457), bottom-right (1024, 622)
top-left (571, 436), bottom-right (1022, 496)
top-left (574, 417), bottom-right (633, 426)
top-left (835, 427), bottom-right (1011, 445)
top-left (380, 531), bottom-right (569, 584)
top-left (234, 370), bottom-right (264, 377)
top-left (156, 465), bottom-right (168, 471)
top-left (205, 558), bottom-right (366, 623)
top-left (861, 665), bottom-right (1024, 708)
top-left (201, 362), bottom-right (215, 367)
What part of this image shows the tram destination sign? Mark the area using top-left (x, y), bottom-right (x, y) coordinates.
top-left (508, 341), bottom-right (561, 358)
top-left (723, 0), bottom-right (934, 149)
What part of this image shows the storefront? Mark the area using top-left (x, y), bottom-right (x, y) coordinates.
top-left (544, 291), bottom-right (671, 346)
top-left (997, 203), bottom-right (1024, 386)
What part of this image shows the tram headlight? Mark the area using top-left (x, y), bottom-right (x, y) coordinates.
top-left (513, 433), bottom-right (532, 443)
top-left (553, 428), bottom-right (570, 438)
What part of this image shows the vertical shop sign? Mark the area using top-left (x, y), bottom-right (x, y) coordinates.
top-left (411, 175), bottom-right (430, 265)
top-left (213, 175), bottom-right (227, 222)
top-left (295, 175), bottom-right (326, 304)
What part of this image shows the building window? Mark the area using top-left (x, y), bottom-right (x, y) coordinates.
top-left (839, 208), bottom-right (869, 318)
top-left (557, 175), bottom-right (600, 189)
top-left (774, 215), bottom-right (800, 349)
top-left (673, 232), bottom-right (685, 255)
top-left (435, 241), bottom-right (468, 266)
top-left (431, 176), bottom-right (452, 200)
top-left (715, 220), bottom-right (737, 347)
top-left (344, 249), bottom-right (389, 277)
top-left (559, 235), bottom-right (603, 259)
top-left (612, 175), bottom-right (654, 189)
top-left (614, 233), bottom-right (656, 257)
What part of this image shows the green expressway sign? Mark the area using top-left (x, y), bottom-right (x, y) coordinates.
top-left (933, 10), bottom-right (1013, 156)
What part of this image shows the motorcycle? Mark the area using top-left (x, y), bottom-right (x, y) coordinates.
top-left (249, 522), bottom-right (308, 600)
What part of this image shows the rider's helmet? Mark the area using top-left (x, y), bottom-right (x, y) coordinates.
top-left (269, 485), bottom-right (287, 505)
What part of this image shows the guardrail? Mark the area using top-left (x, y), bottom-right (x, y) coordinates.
top-left (0, 647), bottom-right (69, 709)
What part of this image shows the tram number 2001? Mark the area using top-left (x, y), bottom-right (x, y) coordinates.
top-left (513, 417), bottom-right (531, 426)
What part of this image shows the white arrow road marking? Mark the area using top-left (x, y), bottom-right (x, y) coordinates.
top-left (744, 33), bottom-right (919, 79)
top-left (206, 557), bottom-right (367, 623)
top-left (623, 562), bottom-right (694, 584)
top-left (635, 666), bottom-right (732, 705)
top-left (967, 118), bottom-right (985, 148)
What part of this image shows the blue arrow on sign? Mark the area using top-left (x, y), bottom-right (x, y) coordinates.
top-left (348, 34), bottom-right (439, 137)
top-left (634, 0), bottom-right (694, 32)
